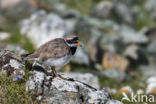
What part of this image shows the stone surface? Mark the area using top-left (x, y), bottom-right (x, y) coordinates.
top-left (146, 76), bottom-right (156, 94)
top-left (0, 32), bottom-right (11, 41)
top-left (124, 45), bottom-right (149, 66)
top-left (117, 26), bottom-right (148, 44)
top-left (100, 69), bottom-right (126, 81)
top-left (63, 72), bottom-right (100, 89)
top-left (124, 45), bottom-right (139, 60)
top-left (140, 65), bottom-right (156, 78)
top-left (146, 83), bottom-right (156, 94)
top-left (0, 50), bottom-right (25, 77)
top-left (120, 86), bottom-right (134, 94)
top-left (5, 44), bottom-right (28, 55)
top-left (19, 10), bottom-right (67, 48)
top-left (0, 50), bottom-right (122, 104)
top-left (71, 47), bottom-right (89, 65)
top-left (112, 3), bottom-right (133, 24)
top-left (147, 41), bottom-right (156, 55)
top-left (102, 52), bottom-right (129, 72)
top-left (92, 1), bottom-right (113, 18)
top-left (26, 69), bottom-right (122, 104)
top-left (145, 0), bottom-right (156, 11)
top-left (1, 0), bottom-right (36, 21)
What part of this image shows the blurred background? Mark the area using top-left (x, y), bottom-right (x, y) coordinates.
top-left (0, 0), bottom-right (156, 102)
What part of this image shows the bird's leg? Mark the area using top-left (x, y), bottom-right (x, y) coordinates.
top-left (51, 66), bottom-right (66, 79)
top-left (51, 66), bottom-right (59, 77)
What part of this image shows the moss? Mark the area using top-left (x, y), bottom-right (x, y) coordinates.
top-left (4, 26), bottom-right (35, 52)
top-left (0, 70), bottom-right (37, 104)
top-left (62, 0), bottom-right (93, 14)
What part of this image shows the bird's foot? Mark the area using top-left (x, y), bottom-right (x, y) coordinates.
top-left (57, 74), bottom-right (66, 80)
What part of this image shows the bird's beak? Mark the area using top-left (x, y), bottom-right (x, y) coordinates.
top-left (76, 42), bottom-right (82, 47)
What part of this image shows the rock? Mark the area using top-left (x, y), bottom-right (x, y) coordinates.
top-left (71, 47), bottom-right (89, 65)
top-left (102, 52), bottom-right (129, 72)
top-left (0, 50), bottom-right (122, 103)
top-left (26, 69), bottom-right (121, 104)
top-left (120, 86), bottom-right (134, 94)
top-left (117, 26), bottom-right (148, 44)
top-left (137, 89), bottom-right (144, 95)
top-left (100, 69), bottom-right (126, 81)
top-left (106, 100), bottom-right (123, 104)
top-left (107, 88), bottom-right (117, 94)
top-left (0, 50), bottom-right (25, 77)
top-left (112, 3), bottom-right (133, 24)
top-left (146, 76), bottom-right (156, 94)
top-left (0, 16), bottom-right (8, 29)
top-left (64, 18), bottom-right (77, 34)
top-left (63, 72), bottom-right (100, 89)
top-left (147, 41), bottom-right (156, 55)
top-left (124, 45), bottom-right (149, 66)
top-left (146, 83), bottom-right (156, 94)
top-left (124, 45), bottom-right (139, 60)
top-left (145, 28), bottom-right (156, 41)
top-left (99, 35), bottom-right (119, 52)
top-left (147, 76), bottom-right (156, 84)
top-left (88, 36), bottom-right (99, 63)
top-left (5, 44), bottom-right (28, 55)
top-left (87, 34), bottom-right (103, 64)
top-left (1, 0), bottom-right (36, 21)
top-left (74, 18), bottom-right (91, 37)
top-left (0, 32), bottom-right (11, 41)
top-left (140, 65), bottom-right (156, 78)
top-left (92, 1), bottom-right (113, 18)
top-left (85, 16), bottom-right (116, 30)
top-left (19, 10), bottom-right (67, 48)
top-left (0, 43), bottom-right (28, 55)
top-left (145, 0), bottom-right (156, 11)
top-left (1, 0), bottom-right (22, 9)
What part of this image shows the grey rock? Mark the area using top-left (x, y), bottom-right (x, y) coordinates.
top-left (0, 32), bottom-right (11, 41)
top-left (72, 47), bottom-right (89, 65)
top-left (100, 69), bottom-right (126, 81)
top-left (145, 0), bottom-right (156, 11)
top-left (63, 72), bottom-right (100, 89)
top-left (140, 65), bottom-right (156, 78)
top-left (0, 43), bottom-right (28, 55)
top-left (0, 50), bottom-right (25, 77)
top-left (100, 35), bottom-right (118, 52)
top-left (124, 44), bottom-right (148, 65)
top-left (147, 41), bottom-right (156, 55)
top-left (85, 16), bottom-right (116, 29)
top-left (0, 50), bottom-right (122, 104)
top-left (0, 16), bottom-right (7, 29)
top-left (92, 1), bottom-right (113, 18)
top-left (124, 45), bottom-right (139, 60)
top-left (64, 18), bottom-right (77, 34)
top-left (117, 26), bottom-right (148, 44)
top-left (113, 3), bottom-right (133, 24)
top-left (1, 0), bottom-right (36, 21)
top-left (5, 44), bottom-right (28, 55)
top-left (106, 99), bottom-right (123, 104)
top-left (26, 69), bottom-right (120, 104)
top-left (19, 10), bottom-right (67, 48)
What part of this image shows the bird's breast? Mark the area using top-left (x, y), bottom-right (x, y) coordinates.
top-left (43, 53), bottom-right (72, 68)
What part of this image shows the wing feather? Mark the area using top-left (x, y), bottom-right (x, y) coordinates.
top-left (26, 38), bottom-right (70, 61)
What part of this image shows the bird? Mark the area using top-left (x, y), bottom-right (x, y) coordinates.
top-left (25, 36), bottom-right (82, 79)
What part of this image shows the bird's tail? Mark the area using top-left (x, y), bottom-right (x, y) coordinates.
top-left (21, 52), bottom-right (33, 61)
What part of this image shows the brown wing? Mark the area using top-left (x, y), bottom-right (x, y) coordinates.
top-left (26, 38), bottom-right (70, 61)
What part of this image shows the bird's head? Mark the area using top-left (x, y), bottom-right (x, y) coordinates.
top-left (65, 36), bottom-right (82, 47)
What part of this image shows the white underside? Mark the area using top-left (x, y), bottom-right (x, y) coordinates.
top-left (43, 53), bottom-right (72, 69)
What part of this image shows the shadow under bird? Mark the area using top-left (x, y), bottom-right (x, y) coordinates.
top-left (25, 36), bottom-right (82, 79)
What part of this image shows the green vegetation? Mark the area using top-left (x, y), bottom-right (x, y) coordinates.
top-left (0, 70), bottom-right (37, 104)
top-left (4, 27), bottom-right (35, 52)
